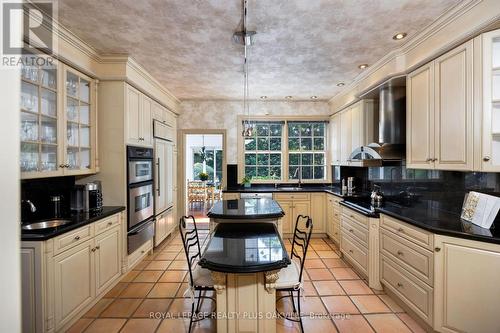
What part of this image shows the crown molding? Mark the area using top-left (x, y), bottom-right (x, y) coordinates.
top-left (328, 0), bottom-right (500, 113)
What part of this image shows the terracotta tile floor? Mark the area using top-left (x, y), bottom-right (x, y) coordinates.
top-left (67, 230), bottom-right (426, 333)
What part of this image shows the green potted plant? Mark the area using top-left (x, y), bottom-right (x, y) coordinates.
top-left (241, 176), bottom-right (251, 188)
top-left (199, 172), bottom-right (209, 181)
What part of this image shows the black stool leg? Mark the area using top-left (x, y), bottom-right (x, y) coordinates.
top-left (289, 291), bottom-right (297, 316)
top-left (297, 289), bottom-right (304, 333)
top-left (189, 297), bottom-right (195, 333)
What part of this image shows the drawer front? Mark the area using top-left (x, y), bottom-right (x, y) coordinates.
top-left (341, 218), bottom-right (368, 246)
top-left (380, 230), bottom-right (433, 286)
top-left (332, 223), bottom-right (340, 243)
top-left (333, 208), bottom-right (341, 221)
top-left (95, 214), bottom-right (120, 235)
top-left (53, 224), bottom-right (94, 255)
top-left (381, 255), bottom-right (433, 325)
top-left (273, 193), bottom-right (310, 201)
top-left (341, 233), bottom-right (367, 273)
top-left (341, 207), bottom-right (369, 229)
top-left (380, 214), bottom-right (433, 250)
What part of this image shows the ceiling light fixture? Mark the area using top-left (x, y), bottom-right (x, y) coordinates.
top-left (392, 32), bottom-right (407, 40)
top-left (234, 0), bottom-right (257, 137)
top-left (337, 82), bottom-right (345, 87)
top-left (358, 64), bottom-right (368, 69)
top-left (260, 96), bottom-right (267, 99)
top-left (310, 96), bottom-right (318, 100)
top-left (285, 96), bottom-right (293, 100)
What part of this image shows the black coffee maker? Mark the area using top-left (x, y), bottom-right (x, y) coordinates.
top-left (70, 181), bottom-right (103, 212)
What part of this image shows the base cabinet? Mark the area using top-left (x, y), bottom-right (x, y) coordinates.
top-left (433, 235), bottom-right (500, 333)
top-left (273, 193), bottom-right (311, 234)
top-left (154, 207), bottom-right (175, 247)
top-left (53, 240), bottom-right (95, 329)
top-left (310, 193), bottom-right (325, 233)
top-left (94, 226), bottom-right (121, 295)
top-left (21, 212), bottom-right (124, 333)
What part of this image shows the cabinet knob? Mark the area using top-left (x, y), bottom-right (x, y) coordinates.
top-left (433, 158), bottom-right (438, 162)
top-left (65, 164), bottom-right (70, 168)
top-left (74, 235), bottom-right (80, 241)
top-left (59, 164), bottom-right (66, 168)
top-left (426, 158), bottom-right (433, 162)
top-left (95, 245), bottom-right (100, 250)
top-left (397, 282), bottom-right (403, 288)
top-left (348, 249), bottom-right (353, 253)
top-left (349, 229), bottom-right (354, 233)
top-left (483, 156), bottom-right (491, 162)
top-left (107, 222), bottom-right (113, 226)
top-left (434, 247), bottom-right (441, 252)
top-left (91, 247), bottom-right (96, 252)
top-left (397, 228), bottom-right (404, 233)
top-left (397, 251), bottom-right (404, 256)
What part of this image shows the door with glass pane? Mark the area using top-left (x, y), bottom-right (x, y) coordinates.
top-left (20, 57), bottom-right (62, 178)
top-left (63, 66), bottom-right (95, 174)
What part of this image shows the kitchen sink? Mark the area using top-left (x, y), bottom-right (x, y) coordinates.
top-left (22, 219), bottom-right (72, 230)
top-left (279, 187), bottom-right (303, 191)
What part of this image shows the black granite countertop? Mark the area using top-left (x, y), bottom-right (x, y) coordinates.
top-left (207, 198), bottom-right (285, 219)
top-left (21, 206), bottom-right (126, 241)
top-left (223, 185), bottom-right (344, 197)
top-left (199, 223), bottom-right (291, 273)
top-left (339, 198), bottom-right (500, 245)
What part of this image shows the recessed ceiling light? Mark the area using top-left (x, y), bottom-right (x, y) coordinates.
top-left (337, 82), bottom-right (345, 87)
top-left (358, 64), bottom-right (369, 69)
top-left (392, 32), bottom-right (407, 40)
top-left (260, 96), bottom-right (267, 99)
top-left (285, 96), bottom-right (293, 99)
top-left (310, 96), bottom-right (318, 100)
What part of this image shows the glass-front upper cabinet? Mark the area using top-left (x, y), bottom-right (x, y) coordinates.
top-left (63, 66), bottom-right (95, 173)
top-left (20, 58), bottom-right (97, 179)
top-left (20, 56), bottom-right (60, 177)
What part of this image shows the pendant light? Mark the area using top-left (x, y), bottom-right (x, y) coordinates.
top-left (234, 0), bottom-right (256, 137)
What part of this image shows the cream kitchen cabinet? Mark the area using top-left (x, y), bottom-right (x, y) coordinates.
top-left (126, 85), bottom-right (153, 147)
top-left (433, 235), bottom-right (500, 333)
top-left (326, 194), bottom-right (342, 244)
top-left (326, 195), bottom-right (335, 239)
top-left (273, 193), bottom-right (310, 234)
top-left (333, 99), bottom-right (377, 166)
top-left (476, 29), bottom-right (500, 172)
top-left (407, 40), bottom-right (474, 170)
top-left (154, 206), bottom-right (175, 247)
top-left (339, 109), bottom-right (352, 165)
top-left (21, 212), bottom-right (124, 333)
top-left (20, 61), bottom-right (98, 179)
top-left (310, 193), bottom-right (325, 233)
top-left (329, 113), bottom-right (341, 164)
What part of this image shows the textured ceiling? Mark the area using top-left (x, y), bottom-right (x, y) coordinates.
top-left (57, 0), bottom-right (460, 100)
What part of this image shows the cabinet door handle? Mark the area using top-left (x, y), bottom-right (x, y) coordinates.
top-left (91, 247), bottom-right (97, 252)
top-left (433, 158), bottom-right (438, 162)
top-left (426, 158), bottom-right (433, 162)
top-left (107, 222), bottom-right (113, 226)
top-left (483, 156), bottom-right (491, 162)
top-left (64, 164), bottom-right (70, 168)
top-left (59, 164), bottom-right (66, 168)
top-left (95, 245), bottom-right (100, 250)
top-left (74, 235), bottom-right (80, 241)
top-left (157, 157), bottom-right (161, 197)
top-left (434, 247), bottom-right (441, 252)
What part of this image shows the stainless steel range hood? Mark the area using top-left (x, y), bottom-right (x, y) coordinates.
top-left (349, 79), bottom-right (406, 167)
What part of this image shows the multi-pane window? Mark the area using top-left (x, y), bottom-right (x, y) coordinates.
top-left (193, 148), bottom-right (223, 183)
top-left (244, 122), bottom-right (283, 180)
top-left (288, 122), bottom-right (327, 180)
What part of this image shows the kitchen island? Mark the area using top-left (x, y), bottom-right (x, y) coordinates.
top-left (207, 198), bottom-right (285, 235)
top-left (199, 222), bottom-right (290, 333)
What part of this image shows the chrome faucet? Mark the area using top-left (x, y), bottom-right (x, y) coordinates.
top-left (22, 200), bottom-right (37, 213)
top-left (293, 166), bottom-right (302, 188)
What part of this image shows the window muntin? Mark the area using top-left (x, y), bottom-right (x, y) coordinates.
top-left (244, 122), bottom-right (282, 180)
top-left (288, 122), bottom-right (326, 180)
